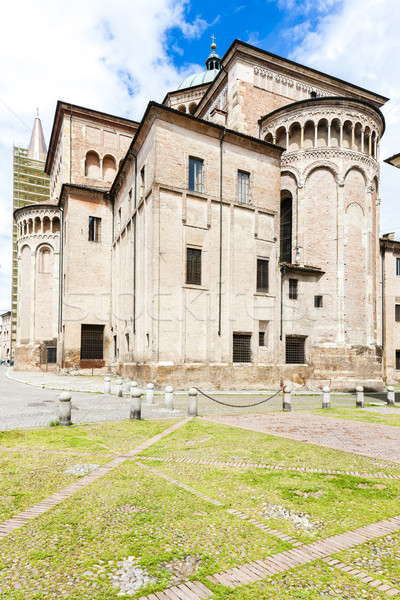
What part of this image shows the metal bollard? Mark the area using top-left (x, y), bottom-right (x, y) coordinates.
top-left (356, 385), bottom-right (364, 408)
top-left (116, 379), bottom-right (123, 398)
top-left (188, 388), bottom-right (198, 417)
top-left (322, 386), bottom-right (331, 409)
top-left (58, 392), bottom-right (72, 426)
top-left (165, 385), bottom-right (174, 410)
top-left (283, 386), bottom-right (292, 412)
top-left (104, 376), bottom-right (111, 395)
top-left (146, 383), bottom-right (155, 405)
top-left (130, 388), bottom-right (142, 420)
top-left (387, 386), bottom-right (395, 406)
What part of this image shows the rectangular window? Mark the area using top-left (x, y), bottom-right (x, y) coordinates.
top-left (237, 171), bottom-right (250, 204)
top-left (397, 258), bottom-right (400, 276)
top-left (113, 335), bottom-right (118, 358)
top-left (81, 324), bottom-right (104, 360)
top-left (396, 350), bottom-right (400, 370)
top-left (47, 347), bottom-right (57, 364)
top-left (286, 336), bottom-right (306, 364)
top-left (125, 333), bottom-right (130, 352)
top-left (314, 295), bottom-right (323, 308)
top-left (396, 305), bottom-right (400, 322)
top-left (259, 320), bottom-right (269, 348)
top-left (233, 333), bottom-right (252, 363)
top-left (140, 166), bottom-right (145, 198)
top-left (257, 259), bottom-right (269, 293)
top-left (186, 247), bottom-right (202, 285)
top-left (289, 278), bottom-right (298, 299)
top-left (88, 216), bottom-right (101, 242)
top-left (259, 331), bottom-right (265, 347)
top-left (188, 157), bottom-right (203, 192)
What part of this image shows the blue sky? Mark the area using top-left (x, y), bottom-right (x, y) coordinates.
top-left (0, 0), bottom-right (399, 312)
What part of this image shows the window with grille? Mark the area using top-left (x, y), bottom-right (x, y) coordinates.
top-left (257, 259), bottom-right (269, 292)
top-left (280, 196), bottom-right (292, 263)
top-left (237, 171), bottom-right (250, 204)
top-left (47, 347), bottom-right (57, 364)
top-left (397, 258), bottom-right (400, 276)
top-left (189, 157), bottom-right (203, 192)
top-left (233, 333), bottom-right (252, 363)
top-left (88, 216), bottom-right (101, 242)
top-left (81, 325), bottom-right (104, 360)
top-left (286, 336), bottom-right (306, 364)
top-left (186, 247), bottom-right (202, 285)
top-left (289, 278), bottom-right (298, 299)
top-left (314, 295), bottom-right (323, 308)
top-left (396, 350), bottom-right (400, 370)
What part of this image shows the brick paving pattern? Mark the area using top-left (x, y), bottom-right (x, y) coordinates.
top-left (207, 412), bottom-right (400, 463)
top-left (136, 454), bottom-right (400, 479)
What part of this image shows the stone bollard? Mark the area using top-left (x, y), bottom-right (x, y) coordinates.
top-left (188, 388), bottom-right (198, 417)
top-left (125, 381), bottom-right (131, 394)
top-left (130, 388), bottom-right (142, 420)
top-left (165, 385), bottom-right (174, 410)
top-left (356, 385), bottom-right (364, 408)
top-left (104, 376), bottom-right (111, 395)
top-left (322, 386), bottom-right (331, 409)
top-left (130, 381), bottom-right (138, 395)
top-left (146, 383), bottom-right (155, 405)
top-left (116, 379), bottom-right (123, 398)
top-left (283, 386), bottom-right (292, 412)
top-left (387, 386), bottom-right (395, 406)
top-left (58, 392), bottom-right (72, 426)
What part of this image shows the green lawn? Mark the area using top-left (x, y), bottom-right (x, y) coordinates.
top-left (0, 416), bottom-right (399, 599)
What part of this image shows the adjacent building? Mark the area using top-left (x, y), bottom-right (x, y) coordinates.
top-left (0, 311), bottom-right (11, 364)
top-left (12, 39), bottom-right (396, 390)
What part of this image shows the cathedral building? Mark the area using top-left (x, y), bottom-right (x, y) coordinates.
top-left (13, 39), bottom-right (393, 390)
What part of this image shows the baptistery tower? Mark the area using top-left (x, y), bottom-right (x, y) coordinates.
top-left (14, 205), bottom-right (60, 369)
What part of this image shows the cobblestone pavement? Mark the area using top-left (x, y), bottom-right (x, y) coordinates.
top-left (207, 412), bottom-right (400, 463)
top-left (1, 366), bottom-right (399, 430)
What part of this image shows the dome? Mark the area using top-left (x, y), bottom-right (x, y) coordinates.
top-left (177, 40), bottom-right (222, 90)
top-left (177, 68), bottom-right (220, 90)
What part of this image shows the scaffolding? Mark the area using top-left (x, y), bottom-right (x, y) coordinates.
top-left (11, 146), bottom-right (50, 354)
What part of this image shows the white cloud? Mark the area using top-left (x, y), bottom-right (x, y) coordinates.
top-left (0, 0), bottom-right (208, 310)
top-left (288, 0), bottom-right (400, 235)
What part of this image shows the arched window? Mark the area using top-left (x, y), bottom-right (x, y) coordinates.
top-left (85, 151), bottom-right (101, 178)
top-left (34, 217), bottom-right (41, 233)
top-left (38, 247), bottom-right (51, 274)
top-left (188, 103), bottom-right (197, 115)
top-left (280, 194), bottom-right (293, 263)
top-left (177, 104), bottom-right (187, 113)
top-left (102, 155), bottom-right (117, 182)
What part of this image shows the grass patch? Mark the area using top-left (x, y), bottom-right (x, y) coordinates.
top-left (140, 419), bottom-right (400, 475)
top-left (0, 461), bottom-right (288, 598)
top-left (0, 419), bottom-right (180, 454)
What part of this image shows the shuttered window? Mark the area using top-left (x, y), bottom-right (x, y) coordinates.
top-left (238, 171), bottom-right (250, 204)
top-left (233, 333), bottom-right (252, 363)
top-left (186, 248), bottom-right (202, 285)
top-left (257, 259), bottom-right (269, 292)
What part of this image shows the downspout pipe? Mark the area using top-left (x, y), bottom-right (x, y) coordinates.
top-left (280, 264), bottom-right (287, 341)
top-left (218, 128), bottom-right (226, 337)
top-left (58, 205), bottom-right (64, 367)
top-left (381, 245), bottom-right (385, 371)
top-left (132, 152), bottom-right (137, 334)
